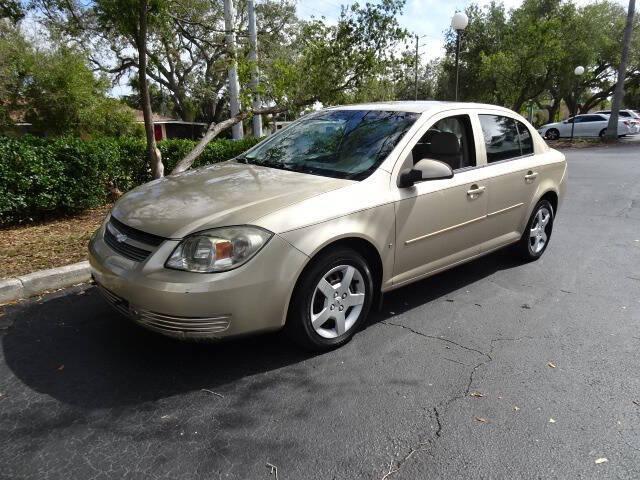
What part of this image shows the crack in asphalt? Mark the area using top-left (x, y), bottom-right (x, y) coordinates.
top-left (378, 321), bottom-right (534, 479)
top-left (380, 320), bottom-right (491, 360)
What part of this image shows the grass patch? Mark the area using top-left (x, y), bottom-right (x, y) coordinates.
top-left (0, 204), bottom-right (110, 279)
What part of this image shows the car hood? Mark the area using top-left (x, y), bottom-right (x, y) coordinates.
top-left (110, 161), bottom-right (352, 238)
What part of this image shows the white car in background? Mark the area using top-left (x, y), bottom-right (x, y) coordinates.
top-left (538, 113), bottom-right (636, 140)
top-left (596, 109), bottom-right (640, 133)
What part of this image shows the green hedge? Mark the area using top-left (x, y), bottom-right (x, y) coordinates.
top-left (0, 135), bottom-right (261, 224)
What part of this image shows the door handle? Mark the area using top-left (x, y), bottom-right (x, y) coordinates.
top-left (524, 171), bottom-right (538, 182)
top-left (466, 185), bottom-right (486, 197)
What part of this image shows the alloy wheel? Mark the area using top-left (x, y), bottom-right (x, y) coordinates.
top-left (529, 207), bottom-right (551, 254)
top-left (310, 264), bottom-right (366, 339)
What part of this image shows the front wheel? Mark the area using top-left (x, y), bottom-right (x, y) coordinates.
top-left (285, 247), bottom-right (374, 351)
top-left (515, 200), bottom-right (554, 261)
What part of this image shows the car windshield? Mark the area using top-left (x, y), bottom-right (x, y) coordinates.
top-left (237, 110), bottom-right (419, 180)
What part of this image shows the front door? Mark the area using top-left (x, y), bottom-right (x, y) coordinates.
top-left (392, 112), bottom-right (491, 287)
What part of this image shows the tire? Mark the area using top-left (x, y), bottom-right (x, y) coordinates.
top-left (515, 200), bottom-right (554, 262)
top-left (599, 129), bottom-right (606, 138)
top-left (545, 128), bottom-right (559, 140)
top-left (285, 247), bottom-right (374, 351)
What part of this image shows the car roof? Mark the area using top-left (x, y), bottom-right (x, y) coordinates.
top-left (325, 101), bottom-right (518, 114)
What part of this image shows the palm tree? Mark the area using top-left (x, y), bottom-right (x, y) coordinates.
top-left (604, 0), bottom-right (636, 141)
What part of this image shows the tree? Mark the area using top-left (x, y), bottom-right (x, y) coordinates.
top-left (91, 0), bottom-right (166, 177)
top-left (0, 0), bottom-right (24, 23)
top-left (0, 23), bottom-right (138, 137)
top-left (172, 0), bottom-right (409, 174)
top-left (605, 0), bottom-right (637, 140)
top-left (39, 0), bottom-right (166, 176)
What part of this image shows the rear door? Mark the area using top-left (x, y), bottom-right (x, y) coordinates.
top-left (477, 113), bottom-right (539, 252)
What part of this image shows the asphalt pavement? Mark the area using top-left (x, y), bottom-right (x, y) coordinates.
top-left (1, 142), bottom-right (639, 479)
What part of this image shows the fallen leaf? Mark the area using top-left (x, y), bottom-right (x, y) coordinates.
top-left (57, 365), bottom-right (64, 371)
top-left (632, 400), bottom-right (640, 407)
top-left (160, 415), bottom-right (171, 419)
top-left (474, 416), bottom-right (488, 423)
top-left (521, 304), bottom-right (532, 310)
top-left (514, 406), bottom-right (520, 411)
top-left (470, 391), bottom-right (484, 398)
top-left (549, 418), bottom-right (556, 423)
top-left (595, 458), bottom-right (608, 464)
top-left (547, 362), bottom-right (557, 368)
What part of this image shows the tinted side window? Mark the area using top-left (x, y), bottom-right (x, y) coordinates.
top-left (516, 120), bottom-right (533, 155)
top-left (479, 115), bottom-right (521, 163)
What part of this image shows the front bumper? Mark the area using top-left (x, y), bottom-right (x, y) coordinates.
top-left (89, 223), bottom-right (308, 340)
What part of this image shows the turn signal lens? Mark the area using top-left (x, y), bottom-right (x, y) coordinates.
top-left (165, 226), bottom-right (273, 273)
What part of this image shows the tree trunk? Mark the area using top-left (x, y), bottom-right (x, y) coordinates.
top-left (547, 99), bottom-right (560, 124)
top-left (138, 0), bottom-right (164, 178)
top-left (605, 0), bottom-right (636, 141)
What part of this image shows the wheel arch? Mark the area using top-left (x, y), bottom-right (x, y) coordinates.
top-left (518, 186), bottom-right (560, 236)
top-left (539, 190), bottom-right (558, 215)
top-left (282, 234), bottom-right (385, 327)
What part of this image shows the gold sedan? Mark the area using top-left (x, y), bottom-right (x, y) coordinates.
top-left (89, 102), bottom-right (567, 350)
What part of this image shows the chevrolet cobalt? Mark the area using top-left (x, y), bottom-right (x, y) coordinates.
top-left (90, 102), bottom-right (567, 350)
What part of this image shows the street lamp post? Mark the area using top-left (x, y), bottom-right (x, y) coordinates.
top-left (570, 65), bottom-right (585, 142)
top-left (451, 11), bottom-right (469, 101)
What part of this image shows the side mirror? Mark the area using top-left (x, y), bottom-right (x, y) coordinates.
top-left (398, 159), bottom-right (454, 188)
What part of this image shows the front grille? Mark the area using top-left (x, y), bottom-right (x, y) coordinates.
top-left (104, 217), bottom-right (166, 262)
top-left (97, 284), bottom-right (130, 317)
top-left (136, 310), bottom-right (231, 335)
top-left (104, 227), bottom-right (152, 261)
top-left (96, 283), bottom-right (231, 337)
top-left (109, 216), bottom-right (165, 246)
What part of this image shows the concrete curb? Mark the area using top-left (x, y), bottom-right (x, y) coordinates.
top-left (0, 261), bottom-right (91, 304)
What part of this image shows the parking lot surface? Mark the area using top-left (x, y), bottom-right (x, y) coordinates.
top-left (1, 143), bottom-right (639, 479)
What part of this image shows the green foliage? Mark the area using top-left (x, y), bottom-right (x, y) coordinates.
top-left (439, 0), bottom-right (637, 112)
top-left (0, 0), bottom-right (24, 23)
top-left (0, 136), bottom-right (261, 224)
top-left (260, 0), bottom-right (408, 109)
top-left (0, 24), bottom-right (140, 137)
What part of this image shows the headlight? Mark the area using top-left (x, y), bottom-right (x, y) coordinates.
top-left (165, 226), bottom-right (273, 273)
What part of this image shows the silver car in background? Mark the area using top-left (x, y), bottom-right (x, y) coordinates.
top-left (90, 101), bottom-right (567, 351)
top-left (538, 113), bottom-right (637, 140)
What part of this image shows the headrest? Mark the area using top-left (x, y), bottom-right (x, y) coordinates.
top-left (430, 131), bottom-right (460, 155)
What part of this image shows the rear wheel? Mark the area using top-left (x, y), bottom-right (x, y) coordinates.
top-left (599, 128), bottom-right (606, 138)
top-left (286, 247), bottom-right (373, 351)
top-left (545, 128), bottom-right (559, 140)
top-left (515, 200), bottom-right (554, 261)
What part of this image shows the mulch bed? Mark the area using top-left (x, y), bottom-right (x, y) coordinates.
top-left (0, 205), bottom-right (111, 279)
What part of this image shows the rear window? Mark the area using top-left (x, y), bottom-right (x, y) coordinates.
top-left (479, 115), bottom-right (534, 163)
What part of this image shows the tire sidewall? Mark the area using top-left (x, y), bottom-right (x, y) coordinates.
top-left (287, 248), bottom-right (374, 350)
top-left (546, 129), bottom-right (559, 140)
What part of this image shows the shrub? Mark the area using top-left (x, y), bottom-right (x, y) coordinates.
top-left (0, 135), bottom-right (261, 224)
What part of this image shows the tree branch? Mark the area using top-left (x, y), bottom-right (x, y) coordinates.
top-left (171, 100), bottom-right (316, 175)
